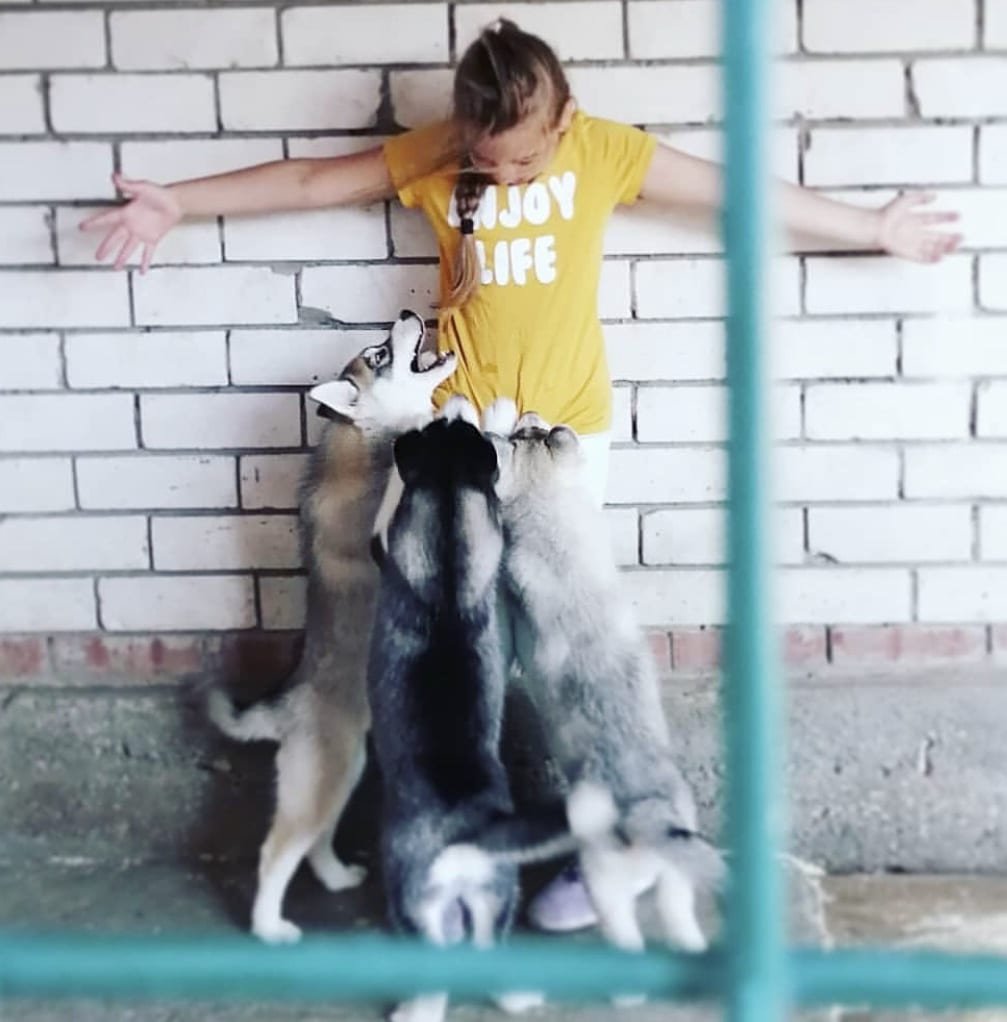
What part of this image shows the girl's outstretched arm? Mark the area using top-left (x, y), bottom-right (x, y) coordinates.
top-left (640, 142), bottom-right (962, 264)
top-left (81, 145), bottom-right (395, 272)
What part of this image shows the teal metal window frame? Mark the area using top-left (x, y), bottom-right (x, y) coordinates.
top-left (3, 2), bottom-right (1007, 1017)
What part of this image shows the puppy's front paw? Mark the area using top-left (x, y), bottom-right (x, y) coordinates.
top-left (252, 916), bottom-right (302, 944)
top-left (389, 993), bottom-right (448, 1022)
top-left (495, 990), bottom-right (545, 1014)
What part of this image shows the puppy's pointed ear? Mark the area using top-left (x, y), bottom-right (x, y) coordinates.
top-left (309, 379), bottom-right (359, 420)
top-left (456, 422), bottom-right (498, 481)
top-left (394, 429), bottom-right (426, 484)
top-left (546, 425), bottom-right (580, 457)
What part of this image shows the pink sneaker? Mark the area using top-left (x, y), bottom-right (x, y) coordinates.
top-left (527, 862), bottom-right (660, 933)
top-left (526, 864), bottom-right (598, 932)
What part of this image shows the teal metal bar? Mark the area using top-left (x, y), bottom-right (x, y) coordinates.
top-left (795, 949), bottom-right (1007, 1008)
top-left (0, 934), bottom-right (721, 1003)
top-left (7, 934), bottom-right (1007, 1010)
top-left (721, 0), bottom-right (787, 1019)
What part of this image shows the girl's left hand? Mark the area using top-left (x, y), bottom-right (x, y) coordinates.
top-left (876, 191), bottom-right (962, 264)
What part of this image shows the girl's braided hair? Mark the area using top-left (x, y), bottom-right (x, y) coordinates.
top-left (445, 19), bottom-right (571, 311)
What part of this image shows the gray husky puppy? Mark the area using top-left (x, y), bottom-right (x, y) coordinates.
top-left (479, 399), bottom-right (723, 961)
top-left (369, 415), bottom-right (540, 1022)
top-left (207, 311), bottom-right (456, 943)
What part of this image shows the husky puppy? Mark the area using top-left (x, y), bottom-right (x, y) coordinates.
top-left (206, 311), bottom-right (456, 944)
top-left (369, 415), bottom-right (539, 1022)
top-left (481, 399), bottom-right (723, 961)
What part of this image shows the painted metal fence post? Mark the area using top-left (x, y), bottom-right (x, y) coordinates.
top-left (721, 0), bottom-right (788, 1019)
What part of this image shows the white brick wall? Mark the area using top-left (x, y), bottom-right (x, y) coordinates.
top-left (0, 395), bottom-right (136, 452)
top-left (1, 272), bottom-right (130, 329)
top-left (918, 568), bottom-right (1007, 622)
top-left (99, 576), bottom-right (256, 630)
top-left (77, 455), bottom-right (237, 510)
top-left (804, 127), bottom-right (974, 188)
top-left (219, 70), bottom-right (381, 131)
top-left (141, 393), bottom-right (301, 450)
top-left (2, 334), bottom-right (61, 389)
top-left (567, 65), bottom-right (719, 125)
top-left (240, 454), bottom-right (312, 509)
top-left (980, 506), bottom-right (1007, 561)
top-left (283, 5), bottom-right (447, 65)
top-left (980, 126), bottom-right (1007, 185)
top-left (121, 139), bottom-right (285, 183)
top-left (65, 332), bottom-right (228, 389)
top-left (902, 318), bottom-right (1007, 377)
top-left (805, 383), bottom-right (971, 441)
top-left (977, 381), bottom-right (1007, 437)
top-left (642, 506), bottom-right (805, 566)
top-left (0, 458), bottom-right (75, 513)
top-left (904, 445), bottom-right (1007, 499)
top-left (229, 329), bottom-right (381, 386)
top-left (111, 9), bottom-right (278, 71)
top-left (0, 142), bottom-right (114, 202)
top-left (0, 579), bottom-right (97, 631)
top-left (457, 3), bottom-right (624, 61)
top-left (988, 0), bottom-right (1007, 47)
top-left (805, 256), bottom-right (973, 315)
top-left (0, 516), bottom-right (149, 571)
top-left (778, 61), bottom-right (906, 119)
top-left (133, 268), bottom-right (297, 327)
top-left (1, 0), bottom-right (1003, 638)
top-left (51, 75), bottom-right (217, 134)
top-left (808, 506), bottom-right (973, 564)
top-left (913, 59), bottom-right (1007, 118)
top-left (222, 206), bottom-right (386, 262)
top-left (980, 255), bottom-right (1007, 310)
top-left (0, 76), bottom-right (45, 134)
top-left (779, 568), bottom-right (912, 624)
top-left (803, 0), bottom-right (975, 52)
top-left (0, 12), bottom-right (105, 69)
top-left (151, 515), bottom-right (300, 570)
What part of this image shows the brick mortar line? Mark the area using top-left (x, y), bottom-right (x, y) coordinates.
top-left (6, 561), bottom-right (1007, 582)
top-left (5, 50), bottom-right (1007, 73)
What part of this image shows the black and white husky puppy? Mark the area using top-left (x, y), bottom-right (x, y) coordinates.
top-left (368, 414), bottom-right (539, 1022)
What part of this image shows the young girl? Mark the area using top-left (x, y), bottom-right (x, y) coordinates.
top-left (82, 19), bottom-right (961, 930)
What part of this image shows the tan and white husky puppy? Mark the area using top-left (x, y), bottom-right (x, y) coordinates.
top-left (207, 311), bottom-right (456, 943)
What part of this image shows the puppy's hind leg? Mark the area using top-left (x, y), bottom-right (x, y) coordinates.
top-left (389, 890), bottom-right (459, 1022)
top-left (655, 861), bottom-right (707, 952)
top-left (581, 850), bottom-right (648, 1008)
top-left (251, 733), bottom-right (331, 943)
top-left (467, 888), bottom-right (544, 1015)
top-left (306, 731), bottom-right (368, 892)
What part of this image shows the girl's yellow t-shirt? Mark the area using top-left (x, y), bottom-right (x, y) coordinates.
top-left (383, 111), bottom-right (656, 435)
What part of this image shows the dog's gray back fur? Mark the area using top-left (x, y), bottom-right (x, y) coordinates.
top-left (495, 421), bottom-right (702, 848)
top-left (368, 417), bottom-right (517, 941)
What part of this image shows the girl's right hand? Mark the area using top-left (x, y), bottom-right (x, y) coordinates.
top-left (80, 172), bottom-right (183, 272)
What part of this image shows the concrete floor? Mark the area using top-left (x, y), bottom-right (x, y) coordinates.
top-left (2, 862), bottom-right (1007, 1021)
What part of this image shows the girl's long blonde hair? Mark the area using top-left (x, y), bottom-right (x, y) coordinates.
top-left (444, 20), bottom-right (571, 311)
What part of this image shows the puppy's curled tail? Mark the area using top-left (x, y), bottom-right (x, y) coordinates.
top-left (566, 781), bottom-right (619, 843)
top-left (206, 686), bottom-right (283, 744)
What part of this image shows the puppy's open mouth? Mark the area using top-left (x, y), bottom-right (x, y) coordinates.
top-left (410, 328), bottom-right (451, 374)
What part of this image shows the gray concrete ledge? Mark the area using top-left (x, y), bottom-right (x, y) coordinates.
top-left (2, 671), bottom-right (1006, 871)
